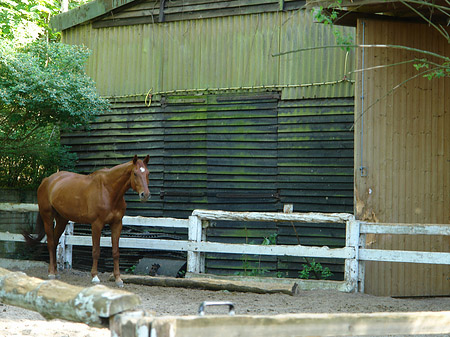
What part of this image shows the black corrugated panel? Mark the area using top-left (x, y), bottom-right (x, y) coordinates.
top-left (61, 94), bottom-right (353, 280)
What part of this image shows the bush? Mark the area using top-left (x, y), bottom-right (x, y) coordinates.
top-left (0, 40), bottom-right (110, 188)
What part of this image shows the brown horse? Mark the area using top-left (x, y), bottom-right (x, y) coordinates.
top-left (23, 155), bottom-right (150, 287)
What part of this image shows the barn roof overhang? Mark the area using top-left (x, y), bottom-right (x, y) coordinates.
top-left (306, 0), bottom-right (450, 26)
top-left (50, 0), bottom-right (139, 31)
top-left (50, 0), bottom-right (306, 31)
top-left (51, 0), bottom-right (306, 31)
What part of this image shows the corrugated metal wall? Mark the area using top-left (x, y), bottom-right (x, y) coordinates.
top-left (62, 9), bottom-right (354, 100)
top-left (62, 93), bottom-right (354, 276)
top-left (354, 19), bottom-right (450, 296)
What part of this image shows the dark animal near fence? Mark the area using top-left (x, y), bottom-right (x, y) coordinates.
top-left (23, 155), bottom-right (150, 287)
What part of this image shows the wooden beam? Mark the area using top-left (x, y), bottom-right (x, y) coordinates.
top-left (115, 274), bottom-right (293, 295)
top-left (360, 222), bottom-right (450, 235)
top-left (192, 209), bottom-right (353, 223)
top-left (0, 267), bottom-right (141, 327)
top-left (359, 249), bottom-right (450, 265)
top-left (50, 0), bottom-right (137, 31)
top-left (0, 203), bottom-right (38, 212)
top-left (122, 215), bottom-right (189, 228)
top-left (113, 310), bottom-right (450, 337)
top-left (64, 235), bottom-right (354, 259)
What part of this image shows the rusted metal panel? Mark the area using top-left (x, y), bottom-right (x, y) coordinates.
top-left (354, 19), bottom-right (450, 296)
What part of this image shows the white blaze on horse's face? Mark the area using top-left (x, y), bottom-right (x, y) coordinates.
top-left (131, 155), bottom-right (150, 202)
top-left (132, 166), bottom-right (150, 202)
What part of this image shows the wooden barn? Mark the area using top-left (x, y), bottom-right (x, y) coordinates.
top-left (306, 0), bottom-right (450, 296)
top-left (50, 0), bottom-right (356, 279)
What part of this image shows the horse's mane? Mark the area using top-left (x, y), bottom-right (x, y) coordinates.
top-left (89, 167), bottom-right (110, 176)
top-left (88, 161), bottom-right (132, 177)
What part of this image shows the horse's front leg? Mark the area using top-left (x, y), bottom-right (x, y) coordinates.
top-left (110, 220), bottom-right (123, 287)
top-left (90, 222), bottom-right (102, 284)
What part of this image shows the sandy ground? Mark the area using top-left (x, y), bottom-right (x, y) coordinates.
top-left (2, 266), bottom-right (450, 336)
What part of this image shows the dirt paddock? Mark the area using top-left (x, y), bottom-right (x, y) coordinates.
top-left (2, 267), bottom-right (450, 337)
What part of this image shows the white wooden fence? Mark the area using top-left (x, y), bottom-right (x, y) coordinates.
top-left (2, 203), bottom-right (450, 293)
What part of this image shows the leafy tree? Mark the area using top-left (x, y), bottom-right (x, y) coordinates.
top-left (0, 40), bottom-right (110, 188)
top-left (0, 0), bottom-right (92, 44)
top-left (0, 0), bottom-right (60, 44)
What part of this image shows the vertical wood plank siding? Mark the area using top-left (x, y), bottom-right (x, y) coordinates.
top-left (62, 9), bottom-right (355, 100)
top-left (61, 94), bottom-right (354, 277)
top-left (355, 19), bottom-right (450, 296)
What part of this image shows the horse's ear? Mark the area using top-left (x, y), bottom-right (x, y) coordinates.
top-left (143, 155), bottom-right (150, 166)
top-left (133, 155), bottom-right (138, 164)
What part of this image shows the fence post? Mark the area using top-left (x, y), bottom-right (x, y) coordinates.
top-left (358, 226), bottom-right (366, 293)
top-left (65, 221), bottom-right (74, 269)
top-left (344, 217), bottom-right (359, 292)
top-left (56, 221), bottom-right (74, 271)
top-left (188, 215), bottom-right (204, 273)
top-left (56, 226), bottom-right (66, 271)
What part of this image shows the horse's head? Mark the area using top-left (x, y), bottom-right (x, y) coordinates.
top-left (130, 155), bottom-right (150, 202)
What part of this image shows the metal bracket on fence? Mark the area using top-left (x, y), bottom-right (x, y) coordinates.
top-left (198, 301), bottom-right (235, 316)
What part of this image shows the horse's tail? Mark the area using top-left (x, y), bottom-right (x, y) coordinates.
top-left (22, 213), bottom-right (46, 245)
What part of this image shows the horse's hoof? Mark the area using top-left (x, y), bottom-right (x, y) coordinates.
top-left (48, 274), bottom-right (56, 280)
top-left (115, 279), bottom-right (124, 288)
top-left (92, 275), bottom-right (101, 284)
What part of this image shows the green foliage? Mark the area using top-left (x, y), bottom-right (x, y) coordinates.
top-left (313, 0), bottom-right (354, 51)
top-left (0, 0), bottom-right (60, 44)
top-left (0, 40), bottom-right (110, 188)
top-left (237, 259), bottom-right (270, 277)
top-left (262, 232), bottom-right (277, 246)
top-left (236, 233), bottom-right (277, 277)
top-left (0, 0), bottom-right (93, 44)
top-left (413, 59), bottom-right (450, 80)
top-left (299, 259), bottom-right (333, 280)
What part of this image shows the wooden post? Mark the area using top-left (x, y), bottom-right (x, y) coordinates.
top-left (344, 218), bottom-right (359, 292)
top-left (56, 221), bottom-right (74, 271)
top-left (110, 310), bottom-right (150, 337)
top-left (187, 215), bottom-right (204, 274)
top-left (0, 267), bottom-right (141, 327)
top-left (358, 227), bottom-right (366, 293)
top-left (56, 226), bottom-right (66, 271)
top-left (65, 221), bottom-right (74, 269)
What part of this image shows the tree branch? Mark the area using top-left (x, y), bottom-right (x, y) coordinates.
top-left (398, 0), bottom-right (450, 42)
top-left (351, 66), bottom-right (441, 131)
top-left (273, 44), bottom-right (450, 63)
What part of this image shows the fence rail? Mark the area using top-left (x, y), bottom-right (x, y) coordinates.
top-left (2, 203), bottom-right (450, 293)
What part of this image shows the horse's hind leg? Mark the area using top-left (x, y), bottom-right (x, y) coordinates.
top-left (40, 209), bottom-right (57, 278)
top-left (47, 212), bottom-right (68, 279)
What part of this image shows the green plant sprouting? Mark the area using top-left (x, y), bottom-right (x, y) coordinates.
top-left (299, 259), bottom-right (333, 280)
top-left (236, 233), bottom-right (277, 277)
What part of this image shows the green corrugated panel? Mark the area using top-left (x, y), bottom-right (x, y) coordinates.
top-left (62, 9), bottom-right (354, 100)
top-left (278, 10), bottom-right (355, 99)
